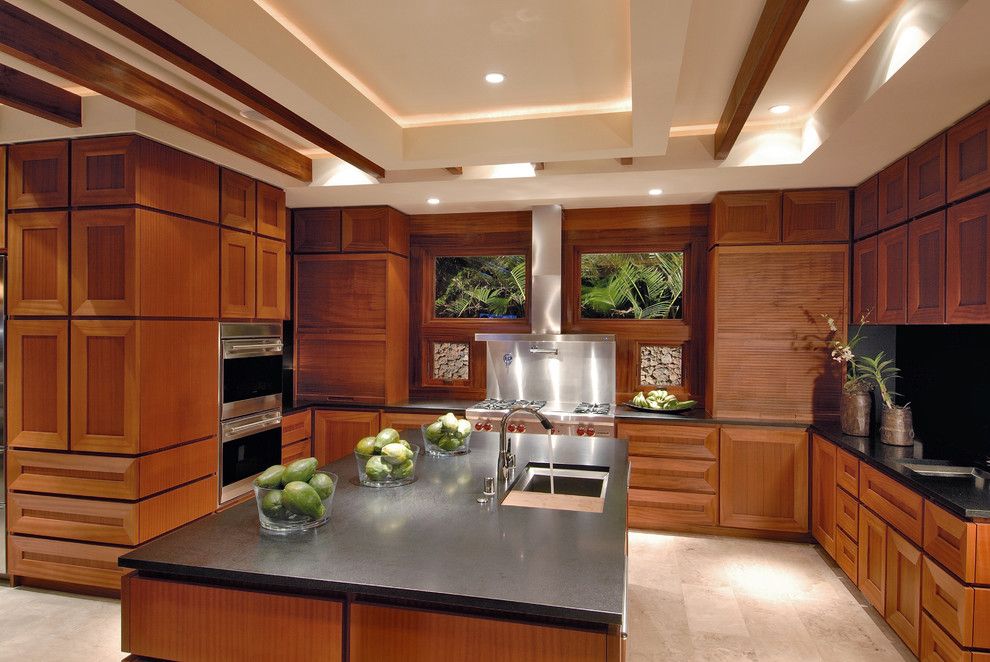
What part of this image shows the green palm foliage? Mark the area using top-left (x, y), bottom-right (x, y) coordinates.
top-left (580, 252), bottom-right (684, 319)
top-left (434, 255), bottom-right (527, 318)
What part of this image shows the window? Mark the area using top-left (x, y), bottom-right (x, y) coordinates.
top-left (434, 255), bottom-right (526, 319)
top-left (580, 252), bottom-right (684, 319)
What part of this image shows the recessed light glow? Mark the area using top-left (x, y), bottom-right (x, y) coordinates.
top-left (427, 197), bottom-right (440, 205)
top-left (648, 188), bottom-right (663, 196)
top-left (769, 104), bottom-right (791, 115)
top-left (484, 72), bottom-right (506, 84)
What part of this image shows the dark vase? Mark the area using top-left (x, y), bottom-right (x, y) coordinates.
top-left (840, 388), bottom-right (871, 437)
top-left (880, 406), bottom-right (914, 446)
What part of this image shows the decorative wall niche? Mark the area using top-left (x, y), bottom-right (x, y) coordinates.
top-left (639, 344), bottom-right (683, 387)
top-left (431, 341), bottom-right (470, 383)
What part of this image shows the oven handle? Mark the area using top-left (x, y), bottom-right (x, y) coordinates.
top-left (223, 340), bottom-right (283, 358)
top-left (222, 414), bottom-right (282, 443)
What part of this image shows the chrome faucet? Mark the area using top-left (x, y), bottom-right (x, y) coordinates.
top-left (498, 404), bottom-right (553, 480)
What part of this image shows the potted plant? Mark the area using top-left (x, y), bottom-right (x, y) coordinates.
top-left (822, 313), bottom-right (872, 436)
top-left (856, 351), bottom-right (914, 446)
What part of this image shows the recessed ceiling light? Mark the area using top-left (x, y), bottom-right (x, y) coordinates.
top-left (427, 197), bottom-right (440, 205)
top-left (648, 188), bottom-right (663, 196)
top-left (484, 72), bottom-right (506, 84)
top-left (769, 104), bottom-right (791, 115)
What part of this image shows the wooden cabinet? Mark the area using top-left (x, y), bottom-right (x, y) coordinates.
top-left (8, 211), bottom-right (69, 316)
top-left (878, 157), bottom-right (909, 230)
top-left (836, 529), bottom-right (859, 584)
top-left (909, 134), bottom-right (947, 218)
top-left (380, 411), bottom-right (446, 433)
top-left (908, 211), bottom-right (946, 324)
top-left (7, 140), bottom-right (69, 209)
top-left (220, 168), bottom-right (256, 232)
top-left (948, 102), bottom-right (990, 203)
top-left (921, 614), bottom-right (972, 662)
top-left (710, 191), bottom-right (781, 246)
top-left (70, 208), bottom-right (137, 316)
top-left (812, 435), bottom-right (837, 558)
top-left (294, 208), bottom-right (342, 253)
top-left (220, 229), bottom-right (256, 319)
top-left (256, 236), bottom-right (287, 320)
top-left (923, 556), bottom-right (975, 647)
top-left (876, 225), bottom-right (908, 324)
top-left (837, 487), bottom-right (859, 540)
top-left (282, 440), bottom-right (311, 464)
top-left (836, 449), bottom-right (859, 496)
top-left (8, 536), bottom-right (126, 592)
top-left (854, 175), bottom-right (879, 239)
top-left (853, 237), bottom-right (879, 323)
top-left (282, 410), bottom-right (312, 446)
top-left (341, 206), bottom-right (409, 255)
top-left (312, 410), bottom-right (380, 465)
top-left (256, 181), bottom-right (287, 239)
top-left (886, 527), bottom-right (923, 655)
top-left (860, 464), bottom-right (924, 545)
top-left (70, 134), bottom-right (138, 207)
top-left (946, 192), bottom-right (990, 323)
top-left (859, 504), bottom-right (887, 613)
top-left (0, 145), bottom-right (6, 249)
top-left (924, 501), bottom-right (978, 583)
top-left (7, 320), bottom-right (68, 450)
top-left (781, 189), bottom-right (850, 243)
top-left (719, 426), bottom-right (809, 533)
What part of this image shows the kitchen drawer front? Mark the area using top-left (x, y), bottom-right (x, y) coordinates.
top-left (8, 450), bottom-right (138, 499)
top-left (837, 487), bottom-right (860, 540)
top-left (860, 464), bottom-right (924, 545)
top-left (282, 439), bottom-right (312, 465)
top-left (975, 589), bottom-right (990, 650)
top-left (618, 422), bottom-right (717, 460)
top-left (282, 410), bottom-right (312, 446)
top-left (925, 501), bottom-right (977, 583)
top-left (628, 488), bottom-right (716, 528)
top-left (836, 528), bottom-right (859, 584)
top-left (8, 535), bottom-right (126, 591)
top-left (921, 614), bottom-right (972, 662)
top-left (629, 456), bottom-right (717, 494)
top-left (923, 556), bottom-right (975, 646)
top-left (836, 450), bottom-right (859, 496)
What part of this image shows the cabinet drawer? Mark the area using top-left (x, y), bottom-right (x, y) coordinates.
top-left (923, 557), bottom-right (974, 646)
top-left (282, 410), bottom-right (312, 446)
top-left (860, 464), bottom-right (924, 545)
top-left (628, 488), bottom-right (716, 528)
top-left (975, 589), bottom-right (990, 650)
top-left (925, 501), bottom-right (977, 583)
top-left (617, 423), bottom-right (717, 460)
top-left (836, 450), bottom-right (859, 496)
top-left (836, 528), bottom-right (858, 584)
top-left (837, 487), bottom-right (859, 540)
top-left (282, 439), bottom-right (312, 465)
top-left (921, 614), bottom-right (972, 662)
top-left (629, 456), bottom-right (717, 494)
top-left (8, 535), bottom-right (126, 591)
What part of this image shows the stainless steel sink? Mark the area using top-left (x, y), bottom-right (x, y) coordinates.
top-left (501, 464), bottom-right (610, 512)
top-left (898, 460), bottom-right (990, 480)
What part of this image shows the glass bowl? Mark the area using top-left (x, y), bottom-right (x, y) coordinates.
top-left (354, 443), bottom-right (421, 487)
top-left (254, 471), bottom-right (336, 532)
top-left (421, 423), bottom-right (472, 456)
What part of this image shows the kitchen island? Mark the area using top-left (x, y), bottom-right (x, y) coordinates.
top-left (118, 431), bottom-right (629, 662)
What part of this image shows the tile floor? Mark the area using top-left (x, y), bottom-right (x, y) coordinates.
top-left (0, 531), bottom-right (915, 661)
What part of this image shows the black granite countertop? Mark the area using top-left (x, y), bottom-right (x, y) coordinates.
top-left (120, 432), bottom-right (629, 626)
top-left (284, 399), bottom-right (477, 416)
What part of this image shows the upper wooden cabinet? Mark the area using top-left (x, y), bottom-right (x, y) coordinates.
top-left (948, 102), bottom-right (990, 203)
top-left (719, 426), bottom-right (809, 533)
top-left (256, 182), bottom-right (287, 240)
top-left (946, 191), bottom-right (990, 323)
top-left (908, 134), bottom-right (946, 218)
top-left (781, 189), bottom-right (850, 243)
top-left (876, 225), bottom-right (908, 325)
top-left (256, 236), bottom-right (287, 320)
top-left (812, 435), bottom-right (838, 558)
top-left (878, 157), bottom-right (909, 230)
top-left (220, 229), bottom-right (256, 319)
top-left (220, 168), bottom-right (256, 232)
top-left (710, 191), bottom-right (781, 246)
top-left (312, 410), bottom-right (380, 465)
top-left (7, 140), bottom-right (69, 210)
top-left (0, 146), bottom-right (7, 249)
top-left (7, 320), bottom-right (68, 450)
top-left (341, 207), bottom-right (409, 255)
top-left (71, 136), bottom-right (219, 222)
top-left (295, 254), bottom-right (391, 332)
top-left (853, 237), bottom-right (879, 323)
top-left (8, 211), bottom-right (69, 316)
top-left (71, 208), bottom-right (137, 317)
top-left (854, 175), bottom-right (879, 239)
top-left (907, 211), bottom-right (946, 324)
top-left (293, 208), bottom-right (342, 253)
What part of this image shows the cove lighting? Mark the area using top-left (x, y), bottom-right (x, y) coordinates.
top-left (769, 104), bottom-right (791, 115)
top-left (484, 72), bottom-right (506, 84)
top-left (427, 197), bottom-right (440, 205)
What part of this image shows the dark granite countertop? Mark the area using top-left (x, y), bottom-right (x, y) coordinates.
top-left (284, 399), bottom-right (477, 416)
top-left (120, 432), bottom-right (629, 626)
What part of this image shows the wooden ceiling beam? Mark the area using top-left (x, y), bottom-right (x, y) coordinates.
top-left (713, 0), bottom-right (809, 160)
top-left (0, 63), bottom-right (81, 126)
top-left (59, 0), bottom-right (385, 179)
top-left (0, 1), bottom-right (312, 181)
top-left (444, 166), bottom-right (463, 175)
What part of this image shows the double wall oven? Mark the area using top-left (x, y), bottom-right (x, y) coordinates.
top-left (219, 323), bottom-right (283, 504)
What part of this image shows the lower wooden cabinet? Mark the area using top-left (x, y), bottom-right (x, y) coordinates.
top-left (380, 411), bottom-right (447, 433)
top-left (924, 501), bottom-right (978, 583)
top-left (859, 504), bottom-right (888, 613)
top-left (923, 556), bottom-right (975, 647)
top-left (7, 319), bottom-right (68, 450)
top-left (8, 535), bottom-right (127, 591)
top-left (312, 410), bottom-right (380, 465)
top-left (921, 614), bottom-right (972, 662)
top-left (282, 439), bottom-right (312, 465)
top-left (886, 527), bottom-right (923, 655)
top-left (836, 486), bottom-right (859, 539)
top-left (836, 528), bottom-right (859, 584)
top-left (281, 410), bottom-right (312, 446)
top-left (627, 488), bottom-right (716, 528)
top-left (812, 434), bottom-right (838, 558)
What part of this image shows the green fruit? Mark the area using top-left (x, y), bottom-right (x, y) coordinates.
top-left (308, 472), bottom-right (335, 499)
top-left (355, 436), bottom-right (377, 455)
top-left (392, 459), bottom-right (415, 479)
top-left (260, 489), bottom-right (287, 519)
top-left (438, 436), bottom-right (462, 451)
top-left (283, 457), bottom-right (318, 485)
top-left (425, 421), bottom-right (444, 442)
top-left (282, 481), bottom-right (326, 519)
top-left (399, 439), bottom-right (412, 450)
top-left (381, 442), bottom-right (413, 466)
top-left (255, 464), bottom-right (286, 489)
top-left (441, 412), bottom-right (458, 431)
top-left (365, 456), bottom-right (392, 481)
top-left (455, 419), bottom-right (472, 439)
top-left (374, 428), bottom-right (400, 452)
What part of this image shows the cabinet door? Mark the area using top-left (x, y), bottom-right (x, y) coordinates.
top-left (921, 614), bottom-right (974, 662)
top-left (852, 237), bottom-right (878, 323)
top-left (948, 102), bottom-right (990, 203)
top-left (854, 175), bottom-right (879, 239)
top-left (886, 527), bottom-right (923, 655)
top-left (909, 134), bottom-right (946, 218)
top-left (878, 157), bottom-right (909, 230)
top-left (294, 208), bottom-right (342, 253)
top-left (220, 168), bottom-right (256, 232)
top-left (295, 254), bottom-right (388, 332)
top-left (282, 410), bottom-right (312, 446)
top-left (8, 211), bottom-right (69, 315)
top-left (296, 334), bottom-right (387, 404)
top-left (946, 192), bottom-right (990, 323)
top-left (71, 208), bottom-right (137, 316)
top-left (859, 504), bottom-right (887, 613)
top-left (812, 435), bottom-right (837, 558)
top-left (719, 426), bottom-right (809, 532)
top-left (710, 191), bottom-right (781, 245)
top-left (312, 410), bottom-right (380, 465)
top-left (8, 320), bottom-right (68, 449)
top-left (71, 135), bottom-right (138, 206)
top-left (781, 189), bottom-right (850, 243)
top-left (220, 229), bottom-right (256, 319)
top-left (0, 145), bottom-right (6, 249)
top-left (256, 182), bottom-right (286, 239)
top-left (7, 140), bottom-right (69, 209)
top-left (379, 411), bottom-right (445, 434)
top-left (256, 236), bottom-right (287, 320)
top-left (876, 225), bottom-right (908, 324)
top-left (908, 211), bottom-right (946, 324)
top-left (138, 210), bottom-right (219, 318)
top-left (341, 207), bottom-right (409, 255)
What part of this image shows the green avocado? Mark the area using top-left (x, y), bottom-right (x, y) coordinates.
top-left (355, 436), bottom-right (377, 456)
top-left (392, 459), bottom-right (415, 479)
top-left (282, 481), bottom-right (326, 519)
top-left (260, 489), bottom-right (287, 520)
top-left (308, 472), bottom-right (335, 500)
top-left (282, 457), bottom-right (318, 485)
top-left (255, 464), bottom-right (286, 489)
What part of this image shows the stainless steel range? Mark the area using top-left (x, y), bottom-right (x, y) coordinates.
top-left (466, 398), bottom-right (616, 438)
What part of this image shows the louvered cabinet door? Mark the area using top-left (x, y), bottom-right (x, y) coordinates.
top-left (907, 211), bottom-right (945, 323)
top-left (876, 225), bottom-right (908, 325)
top-left (947, 102), bottom-right (990, 202)
top-left (854, 175), bottom-right (879, 239)
top-left (946, 192), bottom-right (990, 323)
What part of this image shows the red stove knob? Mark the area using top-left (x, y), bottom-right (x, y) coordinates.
top-left (517, 424), bottom-right (526, 433)
top-left (507, 424), bottom-right (517, 432)
top-left (475, 422), bottom-right (483, 431)
top-left (551, 428), bottom-right (558, 435)
top-left (585, 427), bottom-right (595, 437)
top-left (482, 422), bottom-right (493, 431)
top-left (576, 428), bottom-right (585, 436)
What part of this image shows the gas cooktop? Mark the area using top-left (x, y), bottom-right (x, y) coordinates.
top-left (468, 399), bottom-right (612, 416)
top-left (470, 399), bottom-right (548, 411)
